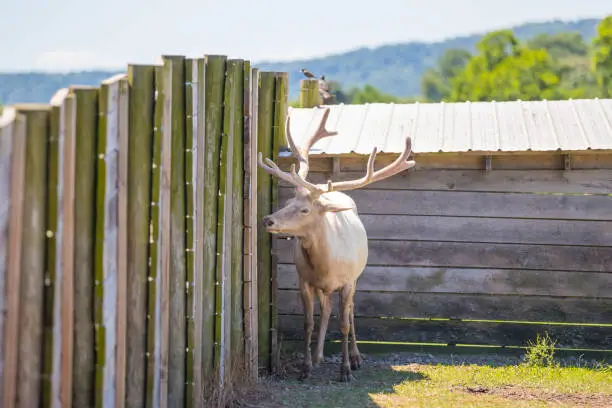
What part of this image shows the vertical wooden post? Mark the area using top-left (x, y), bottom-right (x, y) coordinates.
top-left (43, 90), bottom-right (67, 408)
top-left (148, 59), bottom-right (173, 408)
top-left (115, 76), bottom-right (130, 408)
top-left (242, 65), bottom-right (259, 382)
top-left (14, 104), bottom-right (51, 408)
top-left (228, 59), bottom-right (245, 370)
top-left (201, 54), bottom-right (227, 389)
top-left (146, 66), bottom-right (163, 408)
top-left (215, 58), bottom-right (235, 391)
top-left (270, 72), bottom-right (288, 373)
top-left (161, 55), bottom-right (187, 408)
top-left (184, 58), bottom-right (196, 407)
top-left (1, 107), bottom-right (26, 408)
top-left (125, 64), bottom-right (155, 408)
top-left (187, 57), bottom-right (206, 408)
top-left (71, 87), bottom-right (98, 408)
top-left (256, 73), bottom-right (276, 372)
top-left (47, 89), bottom-right (77, 408)
top-left (94, 73), bottom-right (129, 408)
top-left (299, 79), bottom-right (320, 108)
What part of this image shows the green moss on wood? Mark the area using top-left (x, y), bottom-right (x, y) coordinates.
top-left (41, 100), bottom-right (61, 408)
top-left (70, 87), bottom-right (98, 408)
top-left (15, 105), bottom-right (51, 408)
top-left (228, 59), bottom-right (245, 365)
top-left (202, 55), bottom-right (227, 381)
top-left (184, 58), bottom-right (195, 408)
top-left (162, 54), bottom-right (187, 408)
top-left (126, 64), bottom-right (155, 408)
top-left (299, 79), bottom-right (320, 108)
top-left (93, 81), bottom-right (109, 408)
top-left (145, 66), bottom-right (164, 408)
top-left (256, 72), bottom-right (276, 371)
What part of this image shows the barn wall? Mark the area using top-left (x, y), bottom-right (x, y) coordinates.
top-left (273, 153), bottom-right (612, 350)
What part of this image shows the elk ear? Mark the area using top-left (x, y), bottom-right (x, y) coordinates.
top-left (321, 201), bottom-right (354, 213)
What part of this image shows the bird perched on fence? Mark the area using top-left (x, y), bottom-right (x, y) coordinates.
top-left (301, 68), bottom-right (317, 78)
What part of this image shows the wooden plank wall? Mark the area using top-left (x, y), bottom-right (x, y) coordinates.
top-left (274, 153), bottom-right (612, 350)
top-left (0, 55), bottom-right (285, 408)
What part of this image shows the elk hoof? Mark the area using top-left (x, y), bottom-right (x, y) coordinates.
top-left (312, 353), bottom-right (324, 366)
top-left (339, 365), bottom-right (352, 383)
top-left (350, 353), bottom-right (362, 370)
top-left (299, 364), bottom-right (312, 381)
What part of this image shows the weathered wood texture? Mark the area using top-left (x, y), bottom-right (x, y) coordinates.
top-left (48, 89), bottom-right (77, 408)
top-left (164, 55), bottom-right (187, 408)
top-left (276, 163), bottom-right (612, 349)
top-left (201, 55), bottom-right (226, 385)
top-left (15, 105), bottom-right (51, 408)
top-left (1, 108), bottom-right (26, 408)
top-left (72, 88), bottom-right (98, 408)
top-left (0, 54), bottom-right (281, 407)
top-left (256, 72), bottom-right (276, 371)
top-left (125, 64), bottom-right (154, 408)
top-left (299, 79), bottom-right (320, 108)
top-left (242, 64), bottom-right (258, 382)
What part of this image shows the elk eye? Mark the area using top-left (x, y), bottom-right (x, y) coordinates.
top-left (300, 208), bottom-right (310, 214)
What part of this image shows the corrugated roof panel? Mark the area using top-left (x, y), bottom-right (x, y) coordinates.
top-left (520, 100), bottom-right (554, 151)
top-left (495, 100), bottom-right (530, 151)
top-left (441, 101), bottom-right (471, 152)
top-left (469, 101), bottom-right (499, 151)
top-left (546, 100), bottom-right (589, 150)
top-left (597, 99), bottom-right (612, 149)
top-left (286, 107), bottom-right (316, 147)
top-left (574, 98), bottom-right (612, 150)
top-left (322, 103), bottom-right (364, 154)
top-left (413, 102), bottom-right (443, 152)
top-left (385, 103), bottom-right (417, 153)
top-left (352, 103), bottom-right (396, 154)
top-left (286, 99), bottom-right (612, 155)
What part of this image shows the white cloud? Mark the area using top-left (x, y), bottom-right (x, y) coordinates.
top-left (33, 50), bottom-right (125, 72)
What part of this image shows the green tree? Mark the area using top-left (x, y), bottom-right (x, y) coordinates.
top-left (592, 16), bottom-right (612, 97)
top-left (527, 32), bottom-right (588, 59)
top-left (448, 30), bottom-right (562, 102)
top-left (420, 49), bottom-right (471, 101)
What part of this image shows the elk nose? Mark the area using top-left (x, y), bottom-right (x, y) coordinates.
top-left (262, 216), bottom-right (275, 228)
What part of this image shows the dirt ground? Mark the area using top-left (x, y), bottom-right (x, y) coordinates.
top-left (232, 351), bottom-right (612, 408)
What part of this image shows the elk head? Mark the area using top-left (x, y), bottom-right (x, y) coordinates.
top-left (258, 108), bottom-right (415, 237)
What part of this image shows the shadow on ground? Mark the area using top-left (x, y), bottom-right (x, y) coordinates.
top-left (234, 350), bottom-right (612, 408)
top-left (236, 355), bottom-right (426, 407)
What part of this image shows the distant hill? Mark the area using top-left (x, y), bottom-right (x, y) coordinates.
top-left (0, 18), bottom-right (601, 105)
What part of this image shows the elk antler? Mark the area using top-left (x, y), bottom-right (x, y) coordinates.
top-left (285, 107), bottom-right (338, 180)
top-left (325, 135), bottom-right (415, 192)
top-left (257, 107), bottom-right (416, 195)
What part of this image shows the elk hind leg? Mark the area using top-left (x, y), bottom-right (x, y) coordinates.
top-left (313, 289), bottom-right (332, 366)
top-left (349, 300), bottom-right (362, 370)
top-left (338, 284), bottom-right (354, 382)
top-left (299, 279), bottom-right (315, 380)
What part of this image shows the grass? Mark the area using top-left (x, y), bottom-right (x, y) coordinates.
top-left (370, 363), bottom-right (612, 408)
top-left (240, 338), bottom-right (612, 408)
top-left (242, 358), bottom-right (611, 407)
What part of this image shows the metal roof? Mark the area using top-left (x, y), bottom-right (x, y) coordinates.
top-left (281, 99), bottom-right (612, 156)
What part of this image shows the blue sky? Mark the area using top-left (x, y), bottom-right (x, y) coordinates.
top-left (1, 0), bottom-right (610, 72)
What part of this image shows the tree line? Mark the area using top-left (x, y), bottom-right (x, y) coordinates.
top-left (308, 15), bottom-right (612, 105)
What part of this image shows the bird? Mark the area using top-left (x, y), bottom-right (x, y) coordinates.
top-left (301, 68), bottom-right (317, 79)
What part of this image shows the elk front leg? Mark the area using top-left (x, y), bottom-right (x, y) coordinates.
top-left (299, 279), bottom-right (315, 380)
top-left (338, 284), bottom-right (355, 382)
top-left (313, 289), bottom-right (332, 366)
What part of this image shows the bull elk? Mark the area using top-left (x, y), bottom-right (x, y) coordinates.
top-left (258, 107), bottom-right (415, 382)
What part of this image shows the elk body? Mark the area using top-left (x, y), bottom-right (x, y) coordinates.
top-left (258, 108), bottom-right (415, 382)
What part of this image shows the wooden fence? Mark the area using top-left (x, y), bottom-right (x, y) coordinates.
top-left (274, 150), bottom-right (612, 352)
top-left (0, 55), bottom-right (287, 408)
